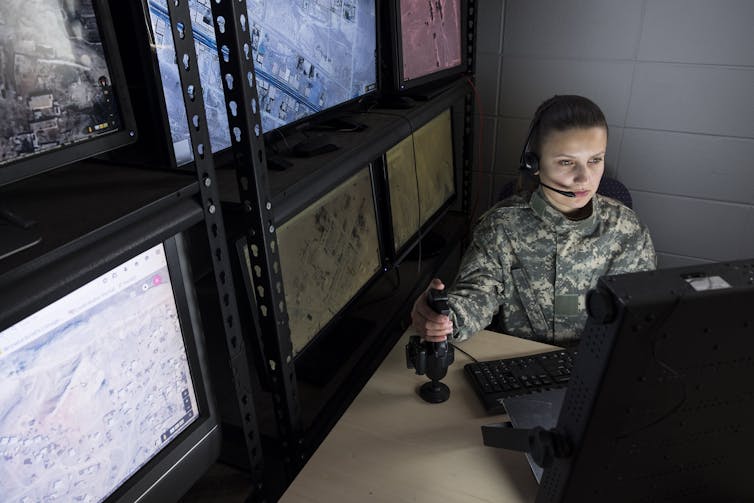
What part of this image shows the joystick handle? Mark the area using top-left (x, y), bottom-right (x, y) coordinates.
top-left (427, 288), bottom-right (450, 317)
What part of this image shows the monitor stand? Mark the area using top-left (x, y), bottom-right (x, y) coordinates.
top-left (266, 155), bottom-right (294, 171)
top-left (376, 95), bottom-right (417, 110)
top-left (291, 135), bottom-right (340, 158)
top-left (0, 206), bottom-right (41, 261)
top-left (307, 116), bottom-right (367, 133)
top-left (481, 422), bottom-right (573, 470)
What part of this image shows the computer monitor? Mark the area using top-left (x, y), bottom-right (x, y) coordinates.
top-left (0, 0), bottom-right (137, 187)
top-left (387, 0), bottom-right (465, 93)
top-left (270, 166), bottom-right (382, 356)
top-left (383, 108), bottom-right (455, 262)
top-left (0, 232), bottom-right (221, 502)
top-left (144, 0), bottom-right (378, 166)
top-left (486, 259), bottom-right (754, 501)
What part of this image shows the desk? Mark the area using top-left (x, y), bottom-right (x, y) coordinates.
top-left (280, 330), bottom-right (558, 502)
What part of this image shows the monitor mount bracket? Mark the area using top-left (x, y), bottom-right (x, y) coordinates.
top-left (481, 422), bottom-right (573, 469)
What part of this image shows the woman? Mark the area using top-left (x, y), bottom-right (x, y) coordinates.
top-left (412, 95), bottom-right (656, 346)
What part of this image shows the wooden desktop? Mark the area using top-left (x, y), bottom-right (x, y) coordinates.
top-left (280, 330), bottom-right (559, 502)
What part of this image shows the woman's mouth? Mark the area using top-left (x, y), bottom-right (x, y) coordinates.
top-left (573, 190), bottom-right (591, 198)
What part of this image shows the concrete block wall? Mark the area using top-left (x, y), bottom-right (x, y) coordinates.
top-left (473, 0), bottom-right (754, 267)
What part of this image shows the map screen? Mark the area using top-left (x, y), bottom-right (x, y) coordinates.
top-left (0, 243), bottom-right (200, 503)
top-left (386, 135), bottom-right (420, 252)
top-left (399, 0), bottom-right (463, 84)
top-left (148, 0), bottom-right (378, 165)
top-left (276, 167), bottom-right (381, 354)
top-left (0, 0), bottom-right (123, 168)
top-left (413, 108), bottom-right (455, 225)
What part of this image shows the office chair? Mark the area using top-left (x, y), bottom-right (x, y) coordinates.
top-left (497, 175), bottom-right (633, 209)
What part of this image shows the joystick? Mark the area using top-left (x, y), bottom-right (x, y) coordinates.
top-left (405, 287), bottom-right (455, 403)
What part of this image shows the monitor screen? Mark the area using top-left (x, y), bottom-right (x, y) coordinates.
top-left (385, 135), bottom-right (419, 252)
top-left (0, 0), bottom-right (136, 187)
top-left (275, 166), bottom-right (382, 355)
top-left (385, 108), bottom-right (455, 259)
top-left (147, 0), bottom-right (378, 166)
top-left (0, 239), bottom-right (212, 502)
top-left (396, 0), bottom-right (464, 89)
top-left (538, 260), bottom-right (754, 501)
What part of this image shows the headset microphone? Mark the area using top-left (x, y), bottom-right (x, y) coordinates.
top-left (539, 182), bottom-right (576, 198)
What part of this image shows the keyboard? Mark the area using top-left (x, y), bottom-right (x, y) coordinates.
top-left (464, 348), bottom-right (577, 415)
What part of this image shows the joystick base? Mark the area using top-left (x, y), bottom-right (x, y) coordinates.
top-left (419, 380), bottom-right (450, 403)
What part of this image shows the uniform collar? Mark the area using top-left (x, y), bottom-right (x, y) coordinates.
top-left (529, 187), bottom-right (599, 234)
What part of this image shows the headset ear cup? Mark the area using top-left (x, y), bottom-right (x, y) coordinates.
top-left (522, 151), bottom-right (539, 174)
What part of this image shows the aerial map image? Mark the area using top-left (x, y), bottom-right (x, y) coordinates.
top-left (276, 167), bottom-right (381, 354)
top-left (0, 0), bottom-right (121, 167)
top-left (400, 0), bottom-right (462, 82)
top-left (149, 0), bottom-right (377, 165)
top-left (386, 135), bottom-right (421, 252)
top-left (0, 244), bottom-right (199, 502)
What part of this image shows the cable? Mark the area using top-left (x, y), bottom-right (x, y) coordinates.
top-left (356, 267), bottom-right (403, 309)
top-left (367, 110), bottom-right (424, 276)
top-left (267, 126), bottom-right (292, 152)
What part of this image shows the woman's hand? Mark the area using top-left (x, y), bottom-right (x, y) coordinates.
top-left (410, 278), bottom-right (453, 342)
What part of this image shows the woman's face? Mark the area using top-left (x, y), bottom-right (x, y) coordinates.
top-left (535, 126), bottom-right (607, 216)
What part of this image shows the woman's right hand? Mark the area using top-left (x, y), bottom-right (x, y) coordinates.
top-left (410, 278), bottom-right (453, 342)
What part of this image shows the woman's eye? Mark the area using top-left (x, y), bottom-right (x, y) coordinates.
top-left (589, 157), bottom-right (604, 164)
top-left (558, 160), bottom-right (573, 166)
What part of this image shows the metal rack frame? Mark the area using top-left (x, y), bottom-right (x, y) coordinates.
top-left (163, 1), bottom-right (269, 498)
top-left (169, 0), bottom-right (478, 490)
top-left (205, 0), bottom-right (303, 476)
top-left (462, 0), bottom-right (479, 216)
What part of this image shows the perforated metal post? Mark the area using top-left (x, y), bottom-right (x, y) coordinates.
top-left (207, 0), bottom-right (303, 475)
top-left (462, 0), bottom-right (478, 215)
top-left (163, 2), bottom-right (266, 499)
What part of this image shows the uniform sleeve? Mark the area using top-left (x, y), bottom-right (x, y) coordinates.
top-left (632, 224), bottom-right (657, 271)
top-left (610, 216), bottom-right (657, 274)
top-left (446, 215), bottom-right (506, 342)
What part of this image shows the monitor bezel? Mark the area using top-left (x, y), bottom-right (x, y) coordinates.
top-left (539, 260), bottom-right (754, 501)
top-left (107, 233), bottom-right (220, 502)
top-left (0, 219), bottom-right (221, 503)
top-left (388, 0), bottom-right (468, 94)
top-left (0, 0), bottom-right (138, 188)
top-left (137, 0), bottom-right (381, 169)
top-left (235, 163), bottom-right (387, 363)
top-left (379, 108), bottom-right (458, 266)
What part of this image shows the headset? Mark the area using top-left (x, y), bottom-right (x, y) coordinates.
top-left (519, 95), bottom-right (562, 174)
top-left (518, 96), bottom-right (576, 198)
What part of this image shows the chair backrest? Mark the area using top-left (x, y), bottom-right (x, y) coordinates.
top-left (497, 176), bottom-right (633, 209)
top-left (596, 176), bottom-right (633, 208)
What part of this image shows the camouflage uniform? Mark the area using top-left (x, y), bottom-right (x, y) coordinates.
top-left (448, 187), bottom-right (656, 345)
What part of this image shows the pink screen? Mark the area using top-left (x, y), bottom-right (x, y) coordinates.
top-left (400, 0), bottom-right (463, 83)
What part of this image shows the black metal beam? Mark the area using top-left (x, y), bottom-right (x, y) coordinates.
top-left (163, 1), bottom-right (266, 498)
top-left (207, 0), bottom-right (303, 476)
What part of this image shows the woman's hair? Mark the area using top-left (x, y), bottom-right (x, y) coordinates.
top-left (516, 95), bottom-right (608, 194)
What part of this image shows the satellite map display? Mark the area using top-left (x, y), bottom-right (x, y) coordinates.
top-left (0, 244), bottom-right (200, 503)
top-left (399, 0), bottom-right (462, 83)
top-left (0, 0), bottom-right (122, 168)
top-left (277, 167), bottom-right (381, 354)
top-left (148, 0), bottom-right (377, 165)
top-left (386, 135), bottom-right (420, 252)
top-left (413, 108), bottom-right (455, 224)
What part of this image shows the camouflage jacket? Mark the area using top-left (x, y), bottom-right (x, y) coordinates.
top-left (447, 187), bottom-right (656, 345)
